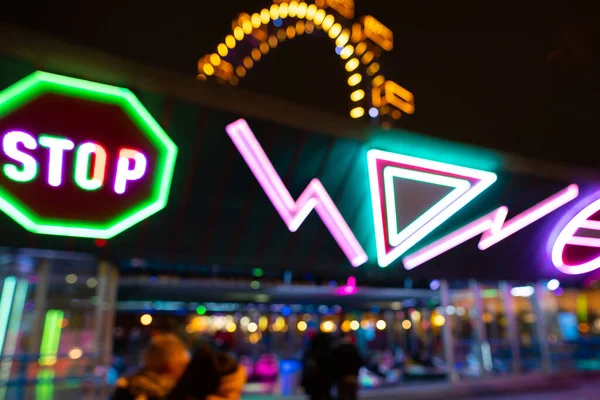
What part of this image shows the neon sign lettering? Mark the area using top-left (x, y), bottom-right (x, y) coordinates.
top-left (403, 184), bottom-right (579, 270)
top-left (74, 143), bottom-right (107, 191)
top-left (226, 118), bottom-right (368, 267)
top-left (38, 135), bottom-right (75, 187)
top-left (114, 149), bottom-right (148, 195)
top-left (2, 131), bottom-right (38, 183)
top-left (552, 197), bottom-right (600, 275)
top-left (2, 131), bottom-right (147, 195)
top-left (368, 149), bottom-right (497, 268)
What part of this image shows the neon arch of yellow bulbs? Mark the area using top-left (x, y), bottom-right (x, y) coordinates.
top-left (198, 0), bottom-right (415, 122)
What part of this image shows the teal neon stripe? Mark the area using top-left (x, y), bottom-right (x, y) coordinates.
top-left (0, 279), bottom-right (28, 396)
top-left (0, 277), bottom-right (17, 355)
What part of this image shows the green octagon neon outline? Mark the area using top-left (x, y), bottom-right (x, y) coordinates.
top-left (0, 71), bottom-right (178, 239)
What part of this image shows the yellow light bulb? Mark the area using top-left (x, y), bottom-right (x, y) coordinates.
top-left (340, 45), bottom-right (354, 59)
top-left (289, 1), bottom-right (299, 17)
top-left (277, 29), bottom-right (287, 42)
top-left (230, 76), bottom-right (239, 86)
top-left (297, 2), bottom-right (308, 19)
top-left (251, 13), bottom-right (262, 28)
top-left (350, 89), bottom-right (365, 102)
top-left (314, 9), bottom-right (326, 25)
top-left (252, 48), bottom-right (262, 61)
top-left (372, 74), bottom-right (385, 87)
top-left (242, 20), bottom-right (253, 34)
top-left (297, 321), bottom-right (307, 332)
top-left (361, 50), bottom-right (374, 64)
top-left (225, 35), bottom-right (236, 49)
top-left (345, 58), bottom-right (359, 72)
top-left (350, 107), bottom-right (364, 119)
top-left (402, 320), bottom-right (412, 330)
top-left (217, 43), bottom-right (228, 57)
top-left (203, 63), bottom-right (215, 76)
top-left (350, 320), bottom-right (360, 331)
top-left (260, 9), bottom-right (271, 24)
top-left (355, 42), bottom-right (367, 56)
top-left (260, 41), bottom-right (270, 54)
top-left (296, 20), bottom-right (305, 35)
top-left (279, 3), bottom-right (289, 18)
top-left (306, 4), bottom-right (317, 20)
top-left (268, 35), bottom-right (278, 48)
top-left (336, 29), bottom-right (350, 47)
top-left (322, 15), bottom-right (335, 31)
top-left (376, 320), bottom-right (387, 330)
top-left (270, 4), bottom-right (280, 19)
top-left (243, 57), bottom-right (254, 69)
top-left (432, 314), bottom-right (446, 327)
top-left (286, 26), bottom-right (296, 39)
top-left (210, 53), bottom-right (221, 66)
top-left (234, 26), bottom-right (245, 41)
top-left (236, 66), bottom-right (246, 77)
top-left (328, 23), bottom-right (342, 38)
top-left (347, 73), bottom-right (362, 86)
top-left (305, 21), bottom-right (315, 34)
top-left (140, 314), bottom-right (152, 326)
top-left (367, 62), bottom-right (380, 75)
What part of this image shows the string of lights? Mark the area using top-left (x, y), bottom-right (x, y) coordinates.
top-left (197, 0), bottom-right (415, 123)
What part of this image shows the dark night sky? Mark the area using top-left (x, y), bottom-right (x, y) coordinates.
top-left (3, 1), bottom-right (599, 169)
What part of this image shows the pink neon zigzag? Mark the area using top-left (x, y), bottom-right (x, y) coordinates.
top-left (403, 184), bottom-right (579, 270)
top-left (226, 119), bottom-right (368, 267)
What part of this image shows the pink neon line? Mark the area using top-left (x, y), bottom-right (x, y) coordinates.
top-left (478, 184), bottom-right (580, 250)
top-left (567, 236), bottom-right (600, 248)
top-left (403, 185), bottom-right (579, 269)
top-left (580, 220), bottom-right (600, 231)
top-left (226, 119), bottom-right (368, 267)
top-left (403, 209), bottom-right (502, 270)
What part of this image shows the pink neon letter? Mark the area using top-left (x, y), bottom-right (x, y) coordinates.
top-left (114, 149), bottom-right (147, 195)
top-left (403, 185), bottom-right (579, 270)
top-left (552, 197), bottom-right (600, 275)
top-left (226, 119), bottom-right (368, 267)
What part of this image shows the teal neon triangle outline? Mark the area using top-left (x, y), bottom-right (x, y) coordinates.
top-left (367, 149), bottom-right (497, 268)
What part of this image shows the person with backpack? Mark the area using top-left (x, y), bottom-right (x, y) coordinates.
top-left (301, 333), bottom-right (335, 400)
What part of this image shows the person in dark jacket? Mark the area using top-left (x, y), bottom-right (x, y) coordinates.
top-left (333, 334), bottom-right (364, 400)
top-left (112, 334), bottom-right (191, 400)
top-left (301, 333), bottom-right (335, 400)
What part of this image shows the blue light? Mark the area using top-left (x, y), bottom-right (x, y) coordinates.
top-left (368, 107), bottom-right (379, 118)
top-left (282, 306), bottom-right (292, 316)
top-left (273, 18), bottom-right (283, 27)
top-left (335, 46), bottom-right (343, 55)
top-left (430, 279), bottom-right (441, 291)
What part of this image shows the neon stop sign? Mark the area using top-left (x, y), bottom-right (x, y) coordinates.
top-left (0, 72), bottom-right (178, 239)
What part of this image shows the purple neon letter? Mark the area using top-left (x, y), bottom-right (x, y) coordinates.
top-left (226, 119), bottom-right (368, 267)
top-left (403, 184), bottom-right (579, 270)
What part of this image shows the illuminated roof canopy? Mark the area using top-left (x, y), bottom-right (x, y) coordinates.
top-left (198, 0), bottom-right (415, 123)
